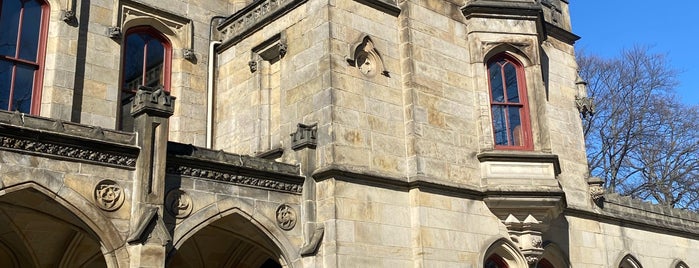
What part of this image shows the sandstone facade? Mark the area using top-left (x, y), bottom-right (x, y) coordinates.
top-left (0, 0), bottom-right (696, 267)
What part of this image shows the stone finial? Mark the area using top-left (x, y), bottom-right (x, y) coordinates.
top-left (130, 85), bottom-right (176, 117)
top-left (290, 123), bottom-right (317, 150)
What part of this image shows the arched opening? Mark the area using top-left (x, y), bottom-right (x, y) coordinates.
top-left (483, 238), bottom-right (527, 268)
top-left (169, 213), bottom-right (287, 268)
top-left (0, 188), bottom-right (107, 267)
top-left (619, 254), bottom-right (642, 268)
top-left (485, 254), bottom-right (509, 268)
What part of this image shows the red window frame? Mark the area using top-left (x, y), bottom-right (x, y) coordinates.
top-left (118, 26), bottom-right (171, 131)
top-left (485, 254), bottom-right (509, 268)
top-left (487, 53), bottom-right (533, 150)
top-left (0, 0), bottom-right (49, 114)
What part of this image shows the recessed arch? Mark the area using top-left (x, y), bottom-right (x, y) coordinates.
top-left (0, 182), bottom-right (123, 267)
top-left (170, 197), bottom-right (299, 268)
top-left (482, 237), bottom-right (528, 268)
top-left (671, 259), bottom-right (690, 268)
top-left (538, 242), bottom-right (569, 268)
top-left (617, 253), bottom-right (643, 268)
top-left (483, 43), bottom-right (534, 67)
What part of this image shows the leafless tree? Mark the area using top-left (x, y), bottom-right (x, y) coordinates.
top-left (577, 46), bottom-right (699, 210)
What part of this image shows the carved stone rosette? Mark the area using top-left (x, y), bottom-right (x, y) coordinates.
top-left (94, 180), bottom-right (125, 211)
top-left (276, 204), bottom-right (297, 231)
top-left (165, 189), bottom-right (193, 219)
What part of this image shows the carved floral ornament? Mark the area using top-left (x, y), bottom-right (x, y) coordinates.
top-left (347, 36), bottom-right (389, 78)
top-left (165, 189), bottom-right (193, 218)
top-left (94, 180), bottom-right (125, 211)
top-left (276, 204), bottom-right (297, 231)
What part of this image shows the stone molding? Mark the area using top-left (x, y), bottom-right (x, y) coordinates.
top-left (166, 142), bottom-right (303, 194)
top-left (477, 151), bottom-right (561, 175)
top-left (116, 0), bottom-right (193, 50)
top-left (217, 0), bottom-right (308, 49)
top-left (352, 0), bottom-right (400, 17)
top-left (0, 111), bottom-right (138, 168)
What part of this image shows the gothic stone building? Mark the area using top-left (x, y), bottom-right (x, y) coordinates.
top-left (0, 0), bottom-right (696, 267)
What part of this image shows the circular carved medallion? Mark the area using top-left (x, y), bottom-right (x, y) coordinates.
top-left (165, 189), bottom-right (193, 219)
top-left (276, 204), bottom-right (297, 231)
top-left (94, 180), bottom-right (124, 211)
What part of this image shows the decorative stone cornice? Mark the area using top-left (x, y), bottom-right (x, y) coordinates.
top-left (0, 111), bottom-right (138, 168)
top-left (166, 142), bottom-right (303, 194)
top-left (216, 0), bottom-right (308, 49)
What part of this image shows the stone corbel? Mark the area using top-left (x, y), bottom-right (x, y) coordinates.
top-left (290, 123), bottom-right (317, 150)
top-left (108, 26), bottom-right (122, 39)
top-left (484, 195), bottom-right (564, 266)
top-left (60, 9), bottom-right (76, 23)
top-left (575, 74), bottom-right (594, 117)
top-left (504, 214), bottom-right (544, 265)
top-left (588, 176), bottom-right (605, 207)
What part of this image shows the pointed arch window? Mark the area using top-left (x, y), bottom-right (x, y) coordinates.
top-left (0, 0), bottom-right (49, 114)
top-left (118, 26), bottom-right (171, 131)
top-left (487, 54), bottom-right (532, 150)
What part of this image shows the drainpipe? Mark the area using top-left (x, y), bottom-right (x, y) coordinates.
top-left (206, 40), bottom-right (221, 148)
top-left (206, 16), bottom-right (226, 148)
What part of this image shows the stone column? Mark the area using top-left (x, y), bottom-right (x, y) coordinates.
top-left (127, 85), bottom-right (176, 268)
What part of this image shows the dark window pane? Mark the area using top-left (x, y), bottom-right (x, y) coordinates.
top-left (492, 105), bottom-right (507, 145)
top-left (489, 62), bottom-right (504, 102)
top-left (13, 64), bottom-right (35, 113)
top-left (0, 60), bottom-right (13, 110)
top-left (504, 63), bottom-right (519, 103)
top-left (0, 0), bottom-right (21, 57)
top-left (508, 106), bottom-right (522, 146)
top-left (120, 92), bottom-right (135, 131)
top-left (18, 0), bottom-right (43, 61)
top-left (144, 38), bottom-right (164, 87)
top-left (123, 34), bottom-right (146, 91)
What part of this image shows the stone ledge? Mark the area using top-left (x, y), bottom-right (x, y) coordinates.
top-left (216, 0), bottom-right (308, 50)
top-left (477, 151), bottom-right (561, 175)
top-left (462, 0), bottom-right (542, 18)
top-left (0, 111), bottom-right (139, 168)
top-left (166, 142), bottom-right (303, 194)
top-left (352, 0), bottom-right (400, 17)
top-left (0, 110), bottom-right (136, 145)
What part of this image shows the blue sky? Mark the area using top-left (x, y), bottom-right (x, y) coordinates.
top-left (570, 2), bottom-right (698, 105)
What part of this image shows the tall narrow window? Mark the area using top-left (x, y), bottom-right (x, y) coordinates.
top-left (119, 27), bottom-right (171, 131)
top-left (0, 0), bottom-right (49, 114)
top-left (487, 54), bottom-right (532, 150)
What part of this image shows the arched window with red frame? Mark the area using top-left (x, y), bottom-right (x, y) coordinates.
top-left (119, 26), bottom-right (171, 131)
top-left (0, 0), bottom-right (49, 114)
top-left (487, 53), bottom-right (532, 150)
top-left (485, 254), bottom-right (509, 268)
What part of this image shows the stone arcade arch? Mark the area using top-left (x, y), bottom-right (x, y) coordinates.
top-left (169, 200), bottom-right (298, 268)
top-left (0, 183), bottom-right (122, 267)
top-left (618, 253), bottom-right (643, 268)
top-left (482, 238), bottom-right (528, 268)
